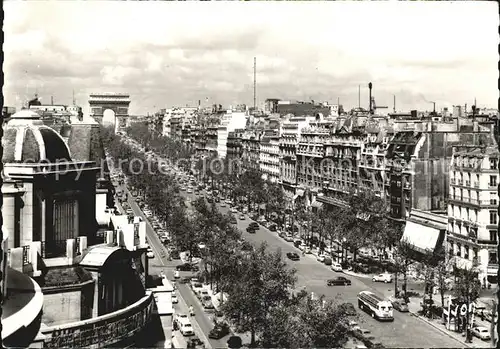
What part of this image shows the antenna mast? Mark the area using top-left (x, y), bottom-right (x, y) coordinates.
top-left (253, 57), bottom-right (256, 111)
top-left (358, 85), bottom-right (360, 109)
top-left (393, 95), bottom-right (396, 113)
top-left (73, 90), bottom-right (76, 105)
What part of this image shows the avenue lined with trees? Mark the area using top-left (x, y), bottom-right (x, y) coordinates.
top-left (101, 124), bottom-right (361, 348)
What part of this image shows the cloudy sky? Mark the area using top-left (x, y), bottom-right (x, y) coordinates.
top-left (3, 1), bottom-right (498, 115)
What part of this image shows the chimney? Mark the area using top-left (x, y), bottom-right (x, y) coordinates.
top-left (368, 82), bottom-right (373, 114)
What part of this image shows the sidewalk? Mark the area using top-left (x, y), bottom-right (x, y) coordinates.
top-left (379, 288), bottom-right (497, 348)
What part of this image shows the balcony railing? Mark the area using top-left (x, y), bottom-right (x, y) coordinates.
top-left (465, 180), bottom-right (471, 187)
top-left (473, 182), bottom-right (479, 188)
top-left (42, 294), bottom-right (154, 348)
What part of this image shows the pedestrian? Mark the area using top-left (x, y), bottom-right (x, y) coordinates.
top-left (173, 319), bottom-right (179, 331)
top-left (189, 305), bottom-right (194, 316)
top-left (480, 310), bottom-right (485, 322)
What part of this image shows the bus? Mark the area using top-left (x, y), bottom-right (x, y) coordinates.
top-left (357, 291), bottom-right (394, 321)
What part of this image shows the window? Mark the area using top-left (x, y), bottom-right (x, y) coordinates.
top-left (490, 211), bottom-right (497, 225)
top-left (489, 252), bottom-right (498, 264)
top-left (490, 159), bottom-right (498, 170)
top-left (456, 243), bottom-right (461, 257)
top-left (490, 230), bottom-right (498, 242)
top-left (490, 175), bottom-right (497, 187)
top-left (491, 193), bottom-right (498, 205)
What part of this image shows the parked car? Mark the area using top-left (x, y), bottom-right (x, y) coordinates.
top-left (293, 240), bottom-right (303, 248)
top-left (197, 290), bottom-right (210, 300)
top-left (239, 214), bottom-right (245, 220)
top-left (209, 323), bottom-right (230, 339)
top-left (316, 254), bottom-right (326, 263)
top-left (230, 216), bottom-right (237, 224)
top-left (372, 273), bottom-right (393, 283)
top-left (220, 202), bottom-right (226, 208)
top-left (391, 299), bottom-right (409, 312)
top-left (202, 298), bottom-right (215, 310)
top-left (287, 252), bottom-right (300, 261)
top-left (268, 224), bottom-right (277, 232)
top-left (327, 276), bottom-right (352, 286)
top-left (176, 263), bottom-right (199, 272)
top-left (249, 222), bottom-right (259, 229)
top-left (246, 226), bottom-right (256, 234)
top-left (472, 326), bottom-right (491, 340)
top-left (230, 207), bottom-right (238, 213)
top-left (172, 293), bottom-right (178, 304)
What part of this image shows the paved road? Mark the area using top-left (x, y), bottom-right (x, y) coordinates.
top-left (123, 188), bottom-right (229, 349)
top-left (182, 190), bottom-right (465, 348)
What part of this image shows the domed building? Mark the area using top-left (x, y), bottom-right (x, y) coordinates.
top-left (2, 110), bottom-right (156, 348)
top-left (2, 109), bottom-right (100, 254)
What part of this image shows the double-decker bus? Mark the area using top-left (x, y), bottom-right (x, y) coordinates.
top-left (357, 291), bottom-right (394, 321)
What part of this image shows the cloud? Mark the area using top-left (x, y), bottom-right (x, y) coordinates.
top-left (3, 1), bottom-right (498, 115)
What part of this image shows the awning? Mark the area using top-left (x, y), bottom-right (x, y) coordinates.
top-left (401, 221), bottom-right (441, 254)
top-left (296, 189), bottom-right (305, 197)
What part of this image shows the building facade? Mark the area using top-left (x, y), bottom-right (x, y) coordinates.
top-left (259, 131), bottom-right (280, 183)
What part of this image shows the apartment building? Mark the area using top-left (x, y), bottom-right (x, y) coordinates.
top-left (358, 119), bottom-right (392, 197)
top-left (447, 144), bottom-right (499, 283)
top-left (216, 111), bottom-right (247, 159)
top-left (386, 120), bottom-right (493, 220)
top-left (279, 117), bottom-right (312, 200)
top-left (206, 113), bottom-right (222, 154)
top-left (259, 130), bottom-right (281, 183)
top-left (316, 116), bottom-right (365, 208)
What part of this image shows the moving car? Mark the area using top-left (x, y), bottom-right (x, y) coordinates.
top-left (316, 254), bottom-right (326, 263)
top-left (147, 247), bottom-right (154, 259)
top-left (239, 214), bottom-right (245, 220)
top-left (327, 276), bottom-right (352, 286)
top-left (230, 207), bottom-right (238, 213)
top-left (472, 326), bottom-right (491, 340)
top-left (208, 323), bottom-right (230, 339)
top-left (287, 252), bottom-right (300, 261)
top-left (246, 226), bottom-right (256, 234)
top-left (372, 273), bottom-right (393, 283)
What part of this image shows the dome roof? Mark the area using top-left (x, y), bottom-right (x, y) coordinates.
top-left (2, 110), bottom-right (72, 164)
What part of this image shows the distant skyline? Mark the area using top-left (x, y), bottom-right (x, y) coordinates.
top-left (3, 1), bottom-right (498, 115)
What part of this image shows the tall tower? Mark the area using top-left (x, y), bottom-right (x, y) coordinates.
top-left (253, 57), bottom-right (257, 111)
top-left (368, 82), bottom-right (373, 114)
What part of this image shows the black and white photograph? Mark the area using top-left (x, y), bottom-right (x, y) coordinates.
top-left (1, 1), bottom-right (498, 348)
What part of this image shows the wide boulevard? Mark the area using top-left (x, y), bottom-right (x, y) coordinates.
top-left (120, 137), bottom-right (466, 348)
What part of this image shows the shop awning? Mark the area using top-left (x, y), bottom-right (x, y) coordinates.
top-left (401, 221), bottom-right (441, 254)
